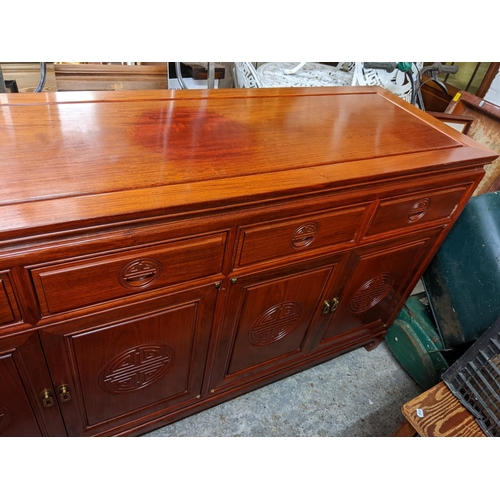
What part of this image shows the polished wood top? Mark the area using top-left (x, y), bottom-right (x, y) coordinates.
top-left (1, 87), bottom-right (497, 238)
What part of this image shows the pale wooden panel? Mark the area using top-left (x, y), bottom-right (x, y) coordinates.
top-left (0, 62), bottom-right (57, 92)
top-left (54, 63), bottom-right (169, 91)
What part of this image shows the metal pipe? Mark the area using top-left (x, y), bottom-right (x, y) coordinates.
top-left (34, 62), bottom-right (47, 92)
top-left (207, 62), bottom-right (215, 89)
top-left (0, 68), bottom-right (7, 93)
top-left (174, 62), bottom-right (188, 89)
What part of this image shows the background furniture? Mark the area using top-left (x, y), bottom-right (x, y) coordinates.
top-left (0, 62), bottom-right (57, 92)
top-left (445, 90), bottom-right (500, 195)
top-left (352, 63), bottom-right (423, 103)
top-left (0, 63), bottom-right (170, 93)
top-left (0, 87), bottom-right (496, 436)
top-left (53, 63), bottom-right (169, 91)
top-left (427, 112), bottom-right (474, 134)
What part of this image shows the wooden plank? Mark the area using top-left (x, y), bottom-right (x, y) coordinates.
top-left (393, 419), bottom-right (417, 437)
top-left (402, 382), bottom-right (485, 437)
top-left (53, 63), bottom-right (169, 91)
top-left (180, 62), bottom-right (225, 80)
top-left (0, 63), bottom-right (57, 92)
top-left (420, 77), bottom-right (456, 112)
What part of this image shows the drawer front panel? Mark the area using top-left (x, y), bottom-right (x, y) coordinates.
top-left (31, 234), bottom-right (226, 315)
top-left (0, 274), bottom-right (20, 327)
top-left (235, 204), bottom-right (368, 268)
top-left (365, 186), bottom-right (467, 238)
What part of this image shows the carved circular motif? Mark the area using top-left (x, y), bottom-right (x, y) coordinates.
top-left (349, 273), bottom-right (394, 313)
top-left (99, 344), bottom-right (175, 393)
top-left (250, 301), bottom-right (303, 346)
top-left (118, 258), bottom-right (162, 289)
top-left (407, 198), bottom-right (431, 223)
top-left (290, 223), bottom-right (319, 249)
top-left (0, 404), bottom-right (11, 435)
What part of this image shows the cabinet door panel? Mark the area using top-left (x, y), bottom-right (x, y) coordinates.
top-left (0, 353), bottom-right (42, 437)
top-left (39, 286), bottom-right (217, 436)
top-left (211, 265), bottom-right (338, 391)
top-left (0, 333), bottom-right (67, 437)
top-left (323, 230), bottom-right (441, 341)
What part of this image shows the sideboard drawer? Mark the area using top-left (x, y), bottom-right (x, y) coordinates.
top-left (365, 186), bottom-right (468, 238)
top-left (31, 233), bottom-right (226, 315)
top-left (234, 203), bottom-right (369, 269)
top-left (0, 273), bottom-right (20, 327)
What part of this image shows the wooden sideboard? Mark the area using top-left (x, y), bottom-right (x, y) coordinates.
top-left (0, 87), bottom-right (497, 437)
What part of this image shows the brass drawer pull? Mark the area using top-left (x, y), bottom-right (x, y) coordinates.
top-left (119, 258), bottom-right (162, 289)
top-left (41, 389), bottom-right (55, 408)
top-left (123, 271), bottom-right (156, 285)
top-left (58, 384), bottom-right (72, 403)
top-left (290, 223), bottom-right (319, 249)
top-left (322, 297), bottom-right (340, 315)
top-left (292, 234), bottom-right (314, 246)
top-left (322, 300), bottom-right (331, 315)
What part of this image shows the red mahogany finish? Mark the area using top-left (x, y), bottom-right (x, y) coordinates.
top-left (0, 87), bottom-right (497, 436)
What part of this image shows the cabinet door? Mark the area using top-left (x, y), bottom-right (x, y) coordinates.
top-left (320, 228), bottom-right (442, 347)
top-left (209, 262), bottom-right (343, 393)
top-left (0, 333), bottom-right (67, 437)
top-left (38, 285), bottom-right (217, 436)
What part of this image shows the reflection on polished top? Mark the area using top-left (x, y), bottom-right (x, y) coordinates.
top-left (0, 87), bottom-right (496, 236)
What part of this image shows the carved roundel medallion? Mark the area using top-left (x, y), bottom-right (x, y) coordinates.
top-left (119, 258), bottom-right (162, 289)
top-left (290, 223), bottom-right (319, 249)
top-left (249, 301), bottom-right (303, 346)
top-left (99, 344), bottom-right (175, 393)
top-left (0, 404), bottom-right (11, 435)
top-left (349, 273), bottom-right (394, 313)
top-left (407, 198), bottom-right (431, 223)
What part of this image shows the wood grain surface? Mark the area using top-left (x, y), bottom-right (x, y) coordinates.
top-left (1, 87), bottom-right (496, 238)
top-left (402, 382), bottom-right (485, 437)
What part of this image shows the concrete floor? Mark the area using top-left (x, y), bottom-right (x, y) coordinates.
top-left (143, 340), bottom-right (422, 437)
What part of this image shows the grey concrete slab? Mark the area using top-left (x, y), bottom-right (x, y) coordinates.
top-left (143, 341), bottom-right (422, 437)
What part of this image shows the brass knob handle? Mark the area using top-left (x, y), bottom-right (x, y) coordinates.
top-left (322, 297), bottom-right (340, 315)
top-left (329, 297), bottom-right (339, 313)
top-left (58, 384), bottom-right (72, 403)
top-left (322, 300), bottom-right (332, 315)
top-left (41, 389), bottom-right (55, 408)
